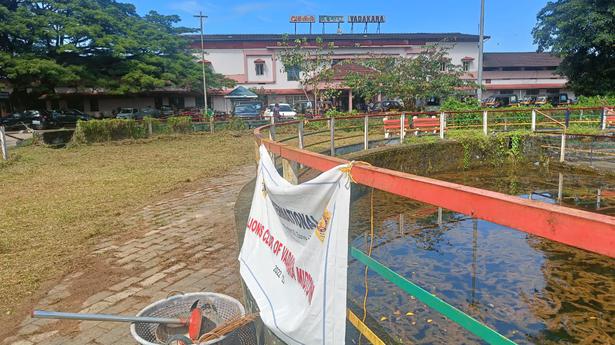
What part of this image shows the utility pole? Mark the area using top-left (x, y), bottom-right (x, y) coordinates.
top-left (477, 0), bottom-right (485, 101)
top-left (194, 11), bottom-right (209, 127)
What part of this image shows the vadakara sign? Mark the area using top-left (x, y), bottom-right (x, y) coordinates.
top-left (239, 145), bottom-right (351, 345)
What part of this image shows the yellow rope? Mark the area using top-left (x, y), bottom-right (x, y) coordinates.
top-left (339, 161), bottom-right (373, 184)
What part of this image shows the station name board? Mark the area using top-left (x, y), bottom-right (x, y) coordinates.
top-left (290, 15), bottom-right (315, 23)
top-left (319, 15), bottom-right (344, 23)
top-left (348, 15), bottom-right (385, 23)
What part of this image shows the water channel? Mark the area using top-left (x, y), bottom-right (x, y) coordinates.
top-left (347, 163), bottom-right (615, 344)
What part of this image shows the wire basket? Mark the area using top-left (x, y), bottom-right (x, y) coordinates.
top-left (130, 292), bottom-right (255, 345)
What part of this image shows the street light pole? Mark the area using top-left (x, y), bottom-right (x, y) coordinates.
top-left (477, 0), bottom-right (485, 101)
top-left (194, 11), bottom-right (209, 128)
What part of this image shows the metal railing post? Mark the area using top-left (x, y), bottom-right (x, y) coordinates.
top-left (363, 114), bottom-right (369, 150)
top-left (0, 126), bottom-right (7, 160)
top-left (298, 120), bottom-right (304, 150)
top-left (560, 132), bottom-right (566, 163)
top-left (282, 158), bottom-right (299, 184)
top-left (330, 116), bottom-right (335, 156)
top-left (400, 112), bottom-right (406, 143)
top-left (269, 116), bottom-right (276, 141)
top-left (601, 107), bottom-right (607, 130)
top-left (482, 110), bottom-right (488, 135)
top-left (531, 109), bottom-right (536, 132)
top-left (557, 172), bottom-right (564, 203)
top-left (439, 112), bottom-right (445, 139)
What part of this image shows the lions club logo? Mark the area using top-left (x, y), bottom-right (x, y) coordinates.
top-left (314, 209), bottom-right (331, 243)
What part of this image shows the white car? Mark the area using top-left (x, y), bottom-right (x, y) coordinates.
top-left (115, 108), bottom-right (138, 119)
top-left (263, 103), bottom-right (297, 119)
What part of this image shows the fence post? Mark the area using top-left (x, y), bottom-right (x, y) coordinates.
top-left (269, 116), bottom-right (276, 141)
top-left (363, 114), bottom-right (369, 150)
top-left (148, 121), bottom-right (153, 136)
top-left (482, 110), bottom-right (488, 136)
top-left (531, 109), bottom-right (536, 132)
top-left (298, 120), bottom-right (304, 150)
top-left (601, 107), bottom-right (607, 130)
top-left (560, 132), bottom-right (566, 163)
top-left (557, 172), bottom-right (564, 203)
top-left (565, 109), bottom-right (570, 128)
top-left (0, 126), bottom-right (7, 161)
top-left (439, 112), bottom-right (445, 139)
top-left (400, 112), bottom-right (406, 143)
top-left (209, 114), bottom-right (214, 134)
top-left (282, 158), bottom-right (299, 184)
top-left (330, 116), bottom-right (335, 156)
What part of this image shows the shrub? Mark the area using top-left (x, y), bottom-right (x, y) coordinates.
top-left (167, 116), bottom-right (192, 133)
top-left (143, 116), bottom-right (167, 134)
top-left (73, 119), bottom-right (146, 144)
top-left (227, 117), bottom-right (247, 131)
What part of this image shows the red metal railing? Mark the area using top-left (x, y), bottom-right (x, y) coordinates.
top-left (254, 111), bottom-right (615, 258)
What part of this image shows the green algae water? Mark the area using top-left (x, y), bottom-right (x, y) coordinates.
top-left (347, 163), bottom-right (615, 344)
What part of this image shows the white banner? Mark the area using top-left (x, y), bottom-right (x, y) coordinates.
top-left (239, 145), bottom-right (351, 345)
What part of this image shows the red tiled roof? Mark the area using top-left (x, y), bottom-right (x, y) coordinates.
top-left (484, 82), bottom-right (567, 90)
top-left (483, 52), bottom-right (562, 68)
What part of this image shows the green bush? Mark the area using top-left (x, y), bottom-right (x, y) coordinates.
top-left (73, 119), bottom-right (146, 144)
top-left (143, 116), bottom-right (168, 134)
top-left (575, 95), bottom-right (615, 107)
top-left (167, 116), bottom-right (192, 133)
top-left (227, 117), bottom-right (247, 131)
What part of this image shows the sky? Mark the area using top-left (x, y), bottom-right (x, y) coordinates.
top-left (127, 0), bottom-right (549, 52)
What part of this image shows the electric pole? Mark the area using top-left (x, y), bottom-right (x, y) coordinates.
top-left (477, 0), bottom-right (485, 101)
top-left (194, 11), bottom-right (209, 122)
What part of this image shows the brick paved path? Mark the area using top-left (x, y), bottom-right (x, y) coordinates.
top-left (4, 165), bottom-right (255, 345)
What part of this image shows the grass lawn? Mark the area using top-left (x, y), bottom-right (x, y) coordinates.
top-left (0, 132), bottom-right (254, 317)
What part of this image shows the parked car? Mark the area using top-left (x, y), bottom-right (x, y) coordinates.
top-left (263, 103), bottom-right (297, 118)
top-left (233, 103), bottom-right (262, 120)
top-left (519, 96), bottom-right (537, 106)
top-left (134, 107), bottom-right (161, 119)
top-left (0, 110), bottom-right (36, 130)
top-left (550, 93), bottom-right (570, 107)
top-left (31, 109), bottom-right (90, 129)
top-left (534, 96), bottom-right (549, 106)
top-left (294, 100), bottom-right (314, 115)
top-left (115, 108), bottom-right (139, 119)
top-left (159, 105), bottom-right (174, 118)
top-left (369, 100), bottom-right (402, 112)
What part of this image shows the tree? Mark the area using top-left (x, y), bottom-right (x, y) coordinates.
top-left (343, 45), bottom-right (474, 110)
top-left (532, 0), bottom-right (615, 96)
top-left (0, 0), bottom-right (234, 106)
top-left (277, 36), bottom-right (339, 113)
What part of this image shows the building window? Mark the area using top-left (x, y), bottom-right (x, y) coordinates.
top-left (287, 65), bottom-right (300, 81)
top-left (67, 98), bottom-right (84, 111)
top-left (525, 89), bottom-right (539, 95)
top-left (169, 96), bottom-right (185, 109)
top-left (462, 61), bottom-right (471, 72)
top-left (546, 89), bottom-right (560, 94)
top-left (90, 98), bottom-right (99, 111)
top-left (255, 62), bottom-right (265, 76)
